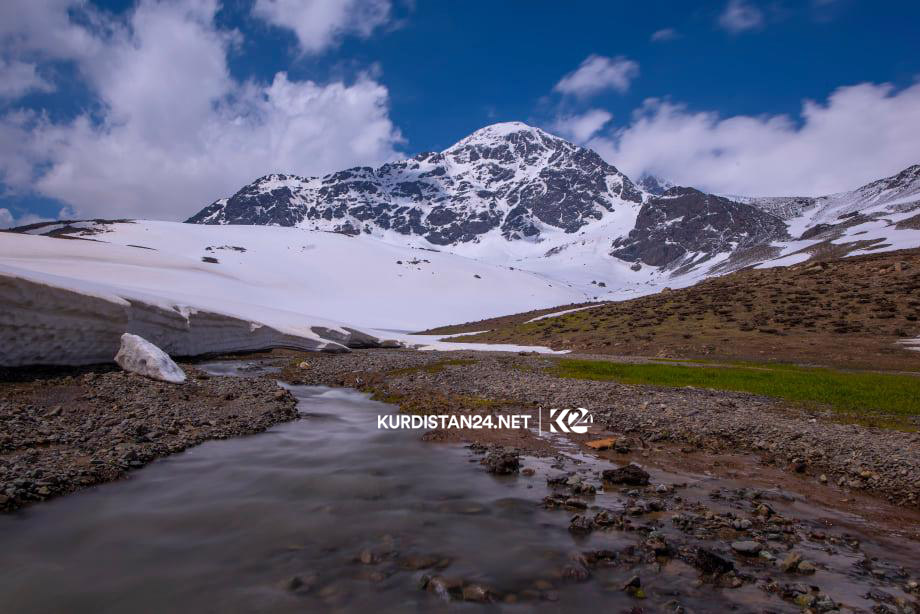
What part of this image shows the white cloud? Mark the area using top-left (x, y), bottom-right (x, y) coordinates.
top-left (583, 82), bottom-right (920, 196)
top-left (0, 0), bottom-right (101, 60)
top-left (0, 207), bottom-right (53, 229)
top-left (551, 109), bottom-right (612, 143)
top-left (650, 28), bottom-right (678, 42)
top-left (0, 59), bottom-right (55, 98)
top-left (554, 55), bottom-right (639, 98)
top-left (252, 0), bottom-right (392, 54)
top-left (0, 0), bottom-right (403, 221)
top-left (718, 0), bottom-right (764, 33)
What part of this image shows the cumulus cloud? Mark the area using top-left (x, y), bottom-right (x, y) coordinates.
top-left (650, 28), bottom-right (678, 42)
top-left (0, 0), bottom-right (101, 60)
top-left (718, 0), bottom-right (764, 33)
top-left (581, 82), bottom-right (920, 196)
top-left (551, 109), bottom-right (612, 143)
top-left (554, 55), bottom-right (639, 98)
top-left (0, 0), bottom-right (403, 220)
top-left (0, 207), bottom-right (54, 229)
top-left (0, 60), bottom-right (55, 98)
top-left (252, 0), bottom-right (392, 54)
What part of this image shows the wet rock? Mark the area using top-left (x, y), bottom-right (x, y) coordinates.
top-left (569, 514), bottom-right (594, 534)
top-left (585, 438), bottom-right (616, 450)
top-left (797, 560), bottom-right (816, 574)
top-left (781, 552), bottom-right (802, 572)
top-left (602, 464), bottom-right (650, 486)
top-left (426, 575), bottom-right (463, 600)
top-left (461, 583), bottom-right (491, 602)
top-left (731, 540), bottom-right (762, 556)
top-left (691, 548), bottom-right (734, 575)
top-left (481, 448), bottom-right (520, 474)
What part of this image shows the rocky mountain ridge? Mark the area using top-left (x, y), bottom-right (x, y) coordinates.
top-left (186, 122), bottom-right (920, 277)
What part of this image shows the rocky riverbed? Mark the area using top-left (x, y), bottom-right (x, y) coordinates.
top-left (2, 349), bottom-right (920, 611)
top-left (0, 361), bottom-right (297, 512)
top-left (282, 348), bottom-right (920, 513)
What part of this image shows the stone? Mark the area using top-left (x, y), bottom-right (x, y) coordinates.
top-left (693, 548), bottom-right (734, 575)
top-left (114, 334), bottom-right (186, 384)
top-left (731, 541), bottom-right (762, 556)
top-left (602, 464), bottom-right (650, 486)
top-left (297, 361), bottom-right (311, 369)
top-left (461, 584), bottom-right (491, 602)
top-left (585, 437), bottom-right (616, 450)
top-left (569, 515), bottom-right (594, 534)
top-left (427, 575), bottom-right (463, 600)
top-left (781, 552), bottom-right (801, 572)
top-left (482, 449), bottom-right (520, 474)
top-left (797, 560), bottom-right (816, 574)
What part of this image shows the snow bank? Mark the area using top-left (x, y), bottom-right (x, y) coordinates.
top-left (0, 222), bottom-right (579, 366)
top-left (0, 268), bottom-right (384, 366)
top-left (115, 334), bottom-right (186, 383)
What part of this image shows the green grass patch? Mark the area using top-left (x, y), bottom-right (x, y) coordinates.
top-left (386, 358), bottom-right (477, 376)
top-left (552, 358), bottom-right (920, 427)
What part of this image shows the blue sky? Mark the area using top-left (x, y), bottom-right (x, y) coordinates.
top-left (1, 0), bottom-right (919, 226)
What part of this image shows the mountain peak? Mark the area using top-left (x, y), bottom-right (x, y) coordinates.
top-left (447, 122), bottom-right (563, 151)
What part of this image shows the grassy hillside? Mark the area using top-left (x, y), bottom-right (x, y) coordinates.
top-left (434, 248), bottom-right (920, 371)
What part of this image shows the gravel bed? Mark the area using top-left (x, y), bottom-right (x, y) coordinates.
top-left (0, 365), bottom-right (297, 512)
top-left (289, 349), bottom-right (920, 508)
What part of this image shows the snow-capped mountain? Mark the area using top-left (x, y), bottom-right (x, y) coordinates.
top-left (186, 122), bottom-right (920, 297)
top-left (189, 122), bottom-right (644, 245)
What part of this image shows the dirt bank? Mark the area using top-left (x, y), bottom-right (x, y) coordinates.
top-left (0, 362), bottom-right (297, 512)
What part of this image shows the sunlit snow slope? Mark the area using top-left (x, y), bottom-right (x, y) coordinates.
top-left (1, 221), bottom-right (585, 333)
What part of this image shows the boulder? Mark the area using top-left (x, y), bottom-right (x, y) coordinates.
top-left (602, 463), bottom-right (650, 486)
top-left (114, 333), bottom-right (186, 383)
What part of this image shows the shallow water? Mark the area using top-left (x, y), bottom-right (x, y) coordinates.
top-left (0, 371), bottom-right (917, 612)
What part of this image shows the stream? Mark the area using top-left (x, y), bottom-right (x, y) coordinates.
top-left (0, 361), bottom-right (917, 612)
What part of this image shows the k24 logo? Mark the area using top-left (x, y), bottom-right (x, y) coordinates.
top-left (548, 407), bottom-right (593, 434)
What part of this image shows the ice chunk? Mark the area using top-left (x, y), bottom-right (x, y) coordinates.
top-left (114, 333), bottom-right (186, 383)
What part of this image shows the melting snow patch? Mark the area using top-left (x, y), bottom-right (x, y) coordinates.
top-left (115, 333), bottom-right (187, 384)
top-left (526, 304), bottom-right (602, 323)
top-left (898, 337), bottom-right (920, 353)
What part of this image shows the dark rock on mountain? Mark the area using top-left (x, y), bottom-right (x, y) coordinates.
top-left (186, 122), bottom-right (642, 246)
top-left (185, 119), bottom-right (919, 272)
top-left (610, 187), bottom-right (788, 268)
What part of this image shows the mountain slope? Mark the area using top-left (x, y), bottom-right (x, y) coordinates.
top-left (429, 247), bottom-right (920, 371)
top-left (188, 122), bottom-right (644, 246)
top-left (1, 221), bottom-right (585, 332)
top-left (186, 122), bottom-right (920, 299)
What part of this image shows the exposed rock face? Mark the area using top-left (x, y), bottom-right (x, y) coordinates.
top-left (114, 333), bottom-right (187, 383)
top-left (187, 122), bottom-right (642, 246)
top-left (610, 187), bottom-right (788, 268)
top-left (185, 118), bottom-right (920, 271)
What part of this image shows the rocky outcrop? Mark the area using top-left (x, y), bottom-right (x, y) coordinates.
top-left (186, 122), bottom-right (642, 246)
top-left (611, 187), bottom-right (788, 268)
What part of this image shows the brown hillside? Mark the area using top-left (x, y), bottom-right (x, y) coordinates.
top-left (435, 248), bottom-right (920, 371)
